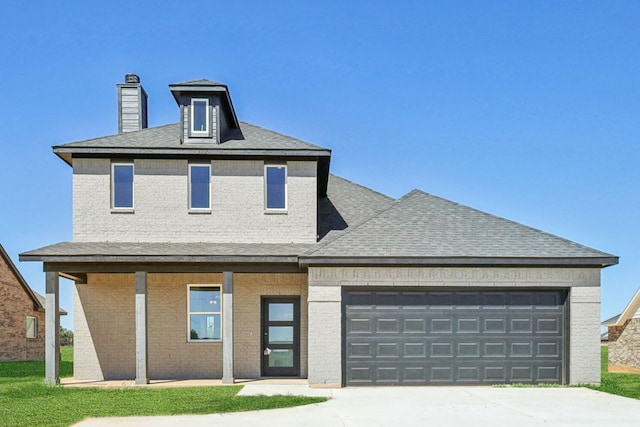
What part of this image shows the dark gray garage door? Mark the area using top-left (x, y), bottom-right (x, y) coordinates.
top-left (344, 290), bottom-right (566, 386)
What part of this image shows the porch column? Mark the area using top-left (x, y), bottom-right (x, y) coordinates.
top-left (45, 271), bottom-right (60, 385)
top-left (222, 271), bottom-right (234, 384)
top-left (135, 271), bottom-right (149, 385)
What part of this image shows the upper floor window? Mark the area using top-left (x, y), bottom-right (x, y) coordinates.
top-left (265, 165), bottom-right (287, 210)
top-left (26, 316), bottom-right (37, 339)
top-left (112, 163), bottom-right (134, 209)
top-left (189, 164), bottom-right (211, 210)
top-left (190, 99), bottom-right (209, 135)
top-left (188, 286), bottom-right (221, 341)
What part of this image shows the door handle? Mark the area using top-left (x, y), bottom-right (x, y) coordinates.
top-left (264, 347), bottom-right (272, 356)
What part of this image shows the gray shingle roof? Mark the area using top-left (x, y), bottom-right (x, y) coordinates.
top-left (303, 189), bottom-right (618, 266)
top-left (318, 175), bottom-right (394, 239)
top-left (20, 241), bottom-right (313, 264)
top-left (54, 122), bottom-right (330, 152)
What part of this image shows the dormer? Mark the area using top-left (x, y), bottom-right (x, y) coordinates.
top-left (169, 79), bottom-right (241, 144)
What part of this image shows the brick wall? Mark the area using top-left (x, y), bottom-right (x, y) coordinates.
top-left (72, 158), bottom-right (317, 243)
top-left (609, 319), bottom-right (640, 370)
top-left (0, 255), bottom-right (45, 361)
top-left (607, 322), bottom-right (629, 342)
top-left (74, 272), bottom-right (307, 380)
top-left (74, 274), bottom-right (136, 380)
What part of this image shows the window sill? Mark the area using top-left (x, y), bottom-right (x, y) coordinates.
top-left (264, 209), bottom-right (288, 215)
top-left (188, 209), bottom-right (212, 215)
top-left (188, 340), bottom-right (222, 344)
top-left (111, 208), bottom-right (135, 214)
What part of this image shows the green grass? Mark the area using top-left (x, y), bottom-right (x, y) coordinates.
top-left (0, 347), bottom-right (326, 427)
top-left (587, 345), bottom-right (640, 400)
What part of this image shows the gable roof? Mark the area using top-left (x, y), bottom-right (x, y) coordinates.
top-left (302, 189), bottom-right (618, 267)
top-left (1, 243), bottom-right (44, 312)
top-left (602, 287), bottom-right (640, 327)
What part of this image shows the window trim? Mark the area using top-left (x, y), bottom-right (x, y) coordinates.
top-left (26, 316), bottom-right (37, 339)
top-left (264, 164), bottom-right (288, 212)
top-left (188, 164), bottom-right (212, 211)
top-left (111, 162), bottom-right (135, 211)
top-left (187, 285), bottom-right (222, 343)
top-left (190, 98), bottom-right (210, 136)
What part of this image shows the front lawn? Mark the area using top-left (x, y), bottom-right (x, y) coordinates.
top-left (0, 347), bottom-right (326, 427)
top-left (587, 346), bottom-right (640, 400)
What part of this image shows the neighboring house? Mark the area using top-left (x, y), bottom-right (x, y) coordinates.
top-left (0, 244), bottom-right (66, 361)
top-left (21, 75), bottom-right (618, 387)
top-left (602, 288), bottom-right (640, 371)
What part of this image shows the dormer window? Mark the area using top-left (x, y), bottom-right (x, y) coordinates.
top-left (190, 99), bottom-right (209, 136)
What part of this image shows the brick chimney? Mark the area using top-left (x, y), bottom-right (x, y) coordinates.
top-left (117, 74), bottom-right (148, 133)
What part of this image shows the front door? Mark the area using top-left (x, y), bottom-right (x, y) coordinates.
top-left (261, 297), bottom-right (300, 377)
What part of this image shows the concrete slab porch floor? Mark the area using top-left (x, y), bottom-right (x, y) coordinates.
top-left (71, 386), bottom-right (640, 427)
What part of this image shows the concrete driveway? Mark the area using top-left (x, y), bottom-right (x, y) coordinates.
top-left (73, 386), bottom-right (640, 427)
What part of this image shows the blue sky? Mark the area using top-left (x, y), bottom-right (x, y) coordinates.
top-left (0, 1), bottom-right (638, 330)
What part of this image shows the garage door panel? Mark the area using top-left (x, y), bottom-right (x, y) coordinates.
top-left (344, 290), bottom-right (566, 386)
top-left (404, 342), bottom-right (427, 357)
top-left (457, 317), bottom-right (481, 332)
top-left (484, 318), bottom-right (508, 333)
top-left (430, 318), bottom-right (453, 333)
top-left (347, 317), bottom-right (372, 334)
top-left (510, 318), bottom-right (533, 333)
top-left (537, 316), bottom-right (562, 333)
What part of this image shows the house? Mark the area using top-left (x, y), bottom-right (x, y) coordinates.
top-left (21, 75), bottom-right (618, 387)
top-left (0, 243), bottom-right (66, 361)
top-left (602, 288), bottom-right (640, 371)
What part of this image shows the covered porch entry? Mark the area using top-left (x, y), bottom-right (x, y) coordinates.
top-left (19, 242), bottom-right (310, 385)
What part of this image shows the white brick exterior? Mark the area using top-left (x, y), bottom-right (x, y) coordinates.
top-left (307, 266), bottom-right (601, 387)
top-left (73, 158), bottom-right (317, 243)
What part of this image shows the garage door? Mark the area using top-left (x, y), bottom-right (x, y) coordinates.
top-left (344, 290), bottom-right (566, 386)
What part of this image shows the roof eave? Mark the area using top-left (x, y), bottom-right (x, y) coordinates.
top-left (53, 146), bottom-right (332, 162)
top-left (299, 256), bottom-right (619, 268)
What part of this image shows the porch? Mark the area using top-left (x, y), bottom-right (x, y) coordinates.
top-left (19, 242), bottom-right (313, 386)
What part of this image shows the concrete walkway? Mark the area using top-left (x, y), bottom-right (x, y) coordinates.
top-left (72, 386), bottom-right (640, 427)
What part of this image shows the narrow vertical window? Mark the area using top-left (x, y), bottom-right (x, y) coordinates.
top-left (188, 286), bottom-right (221, 341)
top-left (265, 165), bottom-right (287, 210)
top-left (189, 164), bottom-right (211, 210)
top-left (26, 316), bottom-right (37, 339)
top-left (191, 99), bottom-right (209, 134)
top-left (112, 163), bottom-right (134, 209)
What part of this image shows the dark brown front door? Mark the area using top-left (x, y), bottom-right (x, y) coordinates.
top-left (261, 297), bottom-right (300, 377)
